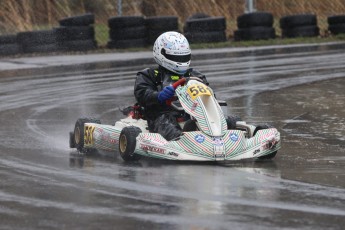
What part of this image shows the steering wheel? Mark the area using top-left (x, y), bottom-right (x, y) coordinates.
top-left (172, 78), bottom-right (186, 89)
top-left (165, 78), bottom-right (186, 107)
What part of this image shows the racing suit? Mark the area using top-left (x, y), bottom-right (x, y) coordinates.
top-left (134, 66), bottom-right (208, 141)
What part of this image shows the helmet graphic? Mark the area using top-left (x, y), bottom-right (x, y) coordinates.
top-left (153, 31), bottom-right (191, 75)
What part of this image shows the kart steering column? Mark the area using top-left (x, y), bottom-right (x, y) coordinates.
top-left (166, 78), bottom-right (186, 106)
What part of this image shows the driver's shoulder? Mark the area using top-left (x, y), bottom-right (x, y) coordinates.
top-left (137, 67), bottom-right (158, 78)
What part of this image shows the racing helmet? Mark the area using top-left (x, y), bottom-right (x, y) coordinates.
top-left (153, 31), bottom-right (191, 75)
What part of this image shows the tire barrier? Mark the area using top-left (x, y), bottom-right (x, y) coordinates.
top-left (234, 12), bottom-right (275, 41)
top-left (328, 15), bottom-right (345, 35)
top-left (184, 16), bottom-right (227, 43)
top-left (107, 16), bottom-right (146, 49)
top-left (0, 34), bottom-right (21, 56)
top-left (0, 12), bottom-right (343, 57)
top-left (145, 16), bottom-right (179, 45)
top-left (56, 13), bottom-right (97, 51)
top-left (17, 29), bottom-right (58, 53)
top-left (186, 13), bottom-right (210, 21)
top-left (235, 27), bottom-right (276, 41)
top-left (59, 13), bottom-right (95, 27)
top-left (280, 14), bottom-right (319, 38)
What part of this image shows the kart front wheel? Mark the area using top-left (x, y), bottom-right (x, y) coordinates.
top-left (182, 120), bottom-right (198, 132)
top-left (253, 124), bottom-right (277, 160)
top-left (119, 126), bottom-right (142, 161)
top-left (226, 115), bottom-right (242, 129)
top-left (258, 151), bottom-right (277, 160)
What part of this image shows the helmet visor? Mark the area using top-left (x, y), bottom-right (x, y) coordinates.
top-left (161, 49), bottom-right (191, 63)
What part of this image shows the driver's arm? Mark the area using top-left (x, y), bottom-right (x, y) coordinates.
top-left (134, 72), bottom-right (161, 107)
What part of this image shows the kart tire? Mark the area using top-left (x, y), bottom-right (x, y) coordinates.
top-left (69, 132), bottom-right (76, 148)
top-left (22, 43), bottom-right (59, 53)
top-left (280, 14), bottom-right (317, 29)
top-left (184, 31), bottom-right (227, 43)
top-left (234, 27), bottom-right (276, 41)
top-left (59, 13), bottom-right (95, 27)
top-left (73, 118), bottom-right (101, 153)
top-left (0, 43), bottom-right (22, 56)
top-left (328, 24), bottom-right (345, 35)
top-left (145, 16), bottom-right (178, 31)
top-left (186, 13), bottom-right (210, 21)
top-left (109, 26), bottom-right (146, 40)
top-left (55, 26), bottom-right (95, 41)
top-left (253, 124), bottom-right (277, 160)
top-left (226, 115), bottom-right (242, 130)
top-left (58, 39), bottom-right (97, 51)
top-left (184, 17), bottom-right (226, 33)
top-left (182, 120), bottom-right (198, 132)
top-left (0, 34), bottom-right (17, 44)
top-left (258, 151), bottom-right (277, 160)
top-left (17, 30), bottom-right (57, 46)
top-left (281, 26), bottom-right (319, 38)
top-left (237, 12), bottom-right (273, 29)
top-left (119, 126), bottom-right (142, 161)
top-left (108, 16), bottom-right (145, 29)
top-left (107, 38), bottom-right (146, 49)
top-left (327, 15), bottom-right (345, 25)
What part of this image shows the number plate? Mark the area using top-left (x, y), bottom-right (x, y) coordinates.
top-left (187, 84), bottom-right (211, 100)
top-left (84, 125), bottom-right (95, 146)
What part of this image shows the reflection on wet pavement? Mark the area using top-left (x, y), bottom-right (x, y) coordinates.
top-left (230, 78), bottom-right (345, 189)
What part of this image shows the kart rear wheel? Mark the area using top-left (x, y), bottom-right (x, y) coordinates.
top-left (73, 118), bottom-right (101, 153)
top-left (253, 124), bottom-right (277, 160)
top-left (119, 126), bottom-right (142, 161)
top-left (69, 132), bottom-right (76, 148)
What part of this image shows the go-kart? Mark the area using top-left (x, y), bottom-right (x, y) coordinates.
top-left (69, 78), bottom-right (281, 161)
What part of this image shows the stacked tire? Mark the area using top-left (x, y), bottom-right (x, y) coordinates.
top-left (56, 13), bottom-right (97, 52)
top-left (184, 16), bottom-right (227, 43)
top-left (186, 13), bottom-right (210, 21)
top-left (234, 12), bottom-right (275, 41)
top-left (280, 14), bottom-right (319, 38)
top-left (107, 16), bottom-right (146, 49)
top-left (328, 15), bottom-right (345, 35)
top-left (17, 29), bottom-right (58, 53)
top-left (0, 34), bottom-right (21, 56)
top-left (145, 16), bottom-right (179, 45)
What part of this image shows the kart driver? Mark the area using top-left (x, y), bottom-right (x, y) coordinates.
top-left (134, 31), bottom-right (208, 141)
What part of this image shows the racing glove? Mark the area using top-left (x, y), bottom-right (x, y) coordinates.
top-left (157, 86), bottom-right (175, 104)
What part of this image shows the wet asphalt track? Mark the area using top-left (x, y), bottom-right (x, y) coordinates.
top-left (1, 45), bottom-right (345, 229)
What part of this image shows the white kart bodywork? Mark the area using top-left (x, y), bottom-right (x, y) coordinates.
top-left (78, 80), bottom-right (281, 161)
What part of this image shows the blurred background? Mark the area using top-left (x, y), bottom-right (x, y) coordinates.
top-left (1, 0), bottom-right (344, 47)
